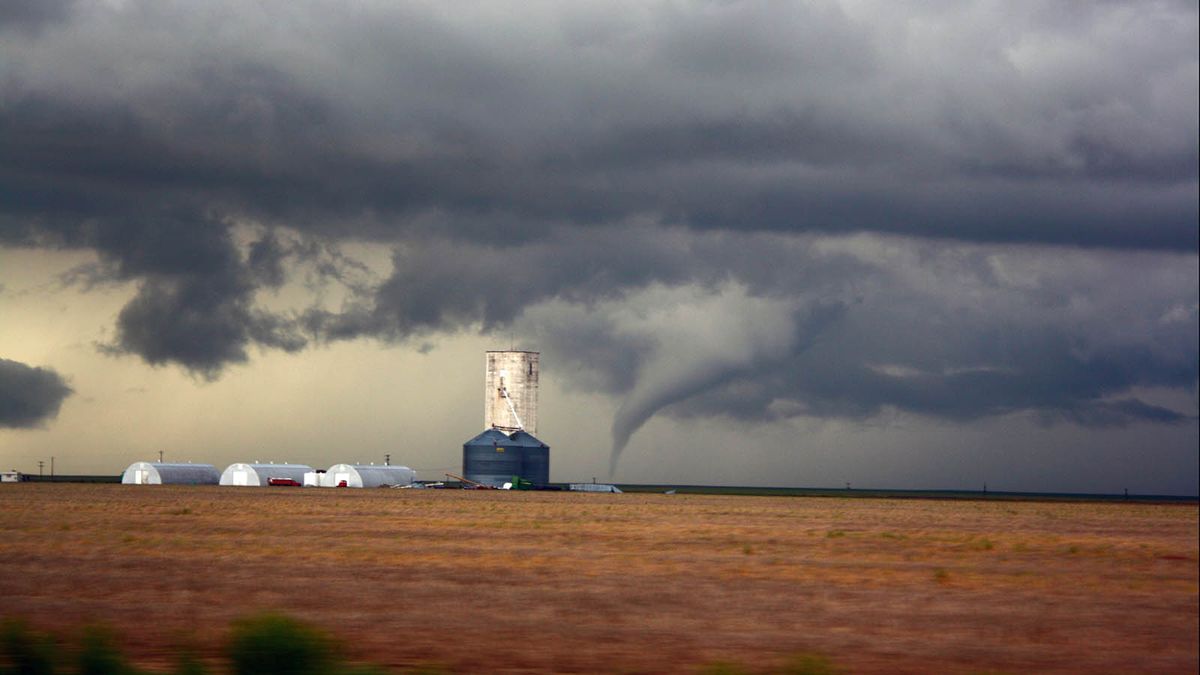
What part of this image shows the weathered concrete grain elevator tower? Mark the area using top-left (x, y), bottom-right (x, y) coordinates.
top-left (485, 350), bottom-right (539, 434)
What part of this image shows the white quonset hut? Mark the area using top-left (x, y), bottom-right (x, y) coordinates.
top-left (320, 464), bottom-right (415, 488)
top-left (121, 462), bottom-right (220, 485)
top-left (220, 463), bottom-right (313, 486)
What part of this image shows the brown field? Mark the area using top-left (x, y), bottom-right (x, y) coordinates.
top-left (0, 484), bottom-right (1196, 674)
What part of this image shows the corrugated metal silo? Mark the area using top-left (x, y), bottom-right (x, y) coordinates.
top-left (507, 430), bottom-right (550, 486)
top-left (219, 463), bottom-right (313, 486)
top-left (320, 464), bottom-right (415, 488)
top-left (121, 462), bottom-right (220, 485)
top-left (462, 428), bottom-right (522, 487)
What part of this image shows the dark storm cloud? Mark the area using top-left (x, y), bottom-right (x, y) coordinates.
top-left (303, 226), bottom-right (711, 340)
top-left (1, 0), bottom-right (1195, 249)
top-left (0, 359), bottom-right (73, 429)
top-left (105, 272), bottom-right (305, 380)
top-left (79, 212), bottom-right (306, 377)
top-left (670, 338), bottom-right (1195, 427)
top-left (0, 0), bottom-right (1196, 442)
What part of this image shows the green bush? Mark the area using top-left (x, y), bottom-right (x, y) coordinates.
top-left (77, 624), bottom-right (138, 675)
top-left (227, 614), bottom-right (336, 675)
top-left (0, 619), bottom-right (57, 675)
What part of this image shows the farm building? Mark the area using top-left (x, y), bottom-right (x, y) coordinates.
top-left (320, 464), bottom-right (415, 488)
top-left (121, 462), bottom-right (220, 485)
top-left (220, 463), bottom-right (313, 486)
top-left (467, 350), bottom-right (551, 488)
top-left (462, 428), bottom-right (551, 487)
top-left (2, 470), bottom-right (21, 483)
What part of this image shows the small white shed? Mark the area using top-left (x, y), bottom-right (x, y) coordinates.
top-left (220, 463), bottom-right (313, 486)
top-left (121, 462), bottom-right (220, 485)
top-left (1, 470), bottom-right (21, 483)
top-left (320, 464), bottom-right (415, 488)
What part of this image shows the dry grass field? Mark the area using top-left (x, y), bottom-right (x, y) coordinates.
top-left (0, 484), bottom-right (1196, 673)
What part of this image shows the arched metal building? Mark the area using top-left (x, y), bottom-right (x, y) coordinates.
top-left (220, 463), bottom-right (313, 486)
top-left (320, 464), bottom-right (415, 488)
top-left (121, 462), bottom-right (220, 485)
top-left (462, 429), bottom-right (550, 487)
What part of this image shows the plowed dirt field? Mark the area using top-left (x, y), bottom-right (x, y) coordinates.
top-left (1, 484), bottom-right (1196, 673)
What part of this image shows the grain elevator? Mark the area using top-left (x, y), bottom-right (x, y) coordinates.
top-left (464, 350), bottom-right (550, 486)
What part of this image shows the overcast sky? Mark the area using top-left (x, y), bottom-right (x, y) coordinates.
top-left (1, 0), bottom-right (1196, 494)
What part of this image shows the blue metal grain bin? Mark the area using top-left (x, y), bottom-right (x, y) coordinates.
top-left (462, 428), bottom-right (523, 487)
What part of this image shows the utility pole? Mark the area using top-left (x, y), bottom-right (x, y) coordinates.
top-left (50, 456), bottom-right (55, 480)
top-left (385, 453), bottom-right (391, 467)
top-left (159, 450), bottom-right (164, 463)
top-left (38, 461), bottom-right (44, 477)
